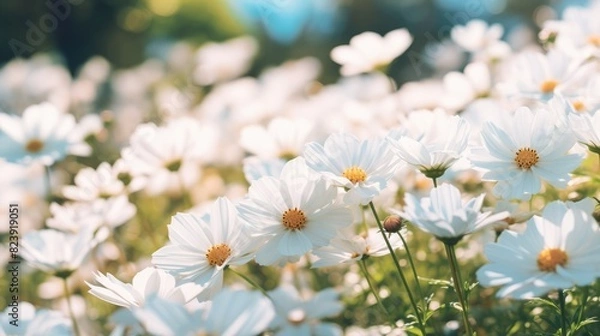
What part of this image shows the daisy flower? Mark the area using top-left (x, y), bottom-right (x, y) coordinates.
top-left (330, 29), bottom-right (413, 76)
top-left (398, 183), bottom-right (508, 244)
top-left (193, 36), bottom-right (258, 86)
top-left (471, 107), bottom-right (583, 200)
top-left (240, 117), bottom-right (314, 160)
top-left (476, 201), bottom-right (600, 299)
top-left (303, 132), bottom-right (399, 205)
top-left (0, 103), bottom-right (91, 166)
top-left (450, 20), bottom-right (503, 53)
top-left (269, 285), bottom-right (344, 336)
top-left (387, 111), bottom-right (470, 181)
top-left (238, 172), bottom-right (352, 266)
top-left (568, 108), bottom-right (600, 154)
top-left (0, 302), bottom-right (72, 336)
top-left (311, 228), bottom-right (403, 268)
top-left (441, 62), bottom-right (492, 111)
top-left (152, 197), bottom-right (256, 294)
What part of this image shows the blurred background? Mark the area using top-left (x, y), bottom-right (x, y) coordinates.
top-left (0, 0), bottom-right (589, 84)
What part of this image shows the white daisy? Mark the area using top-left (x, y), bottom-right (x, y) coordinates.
top-left (471, 106), bottom-right (583, 200)
top-left (330, 29), bottom-right (413, 76)
top-left (0, 103), bottom-right (91, 166)
top-left (450, 19), bottom-right (504, 53)
top-left (240, 117), bottom-right (314, 160)
top-left (398, 183), bottom-right (509, 244)
top-left (62, 161), bottom-right (144, 201)
top-left (269, 285), bottom-right (344, 336)
top-left (476, 201), bottom-right (600, 299)
top-left (568, 107), bottom-right (600, 154)
top-left (193, 36), bottom-right (258, 86)
top-left (441, 62), bottom-right (492, 111)
top-left (238, 169), bottom-right (352, 266)
top-left (152, 197), bottom-right (256, 293)
top-left (304, 132), bottom-right (399, 205)
top-left (0, 302), bottom-right (72, 336)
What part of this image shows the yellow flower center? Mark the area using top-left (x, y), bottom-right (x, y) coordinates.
top-left (514, 147), bottom-right (539, 170)
top-left (540, 79), bottom-right (558, 94)
top-left (342, 166), bottom-right (367, 184)
top-left (205, 243), bottom-right (231, 266)
top-left (25, 139), bottom-right (44, 153)
top-left (587, 34), bottom-right (600, 47)
top-left (282, 207), bottom-right (307, 230)
top-left (537, 248), bottom-right (568, 272)
top-left (571, 100), bottom-right (586, 112)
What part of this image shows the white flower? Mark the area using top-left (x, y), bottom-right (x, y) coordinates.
top-left (0, 103), bottom-right (90, 166)
top-left (240, 117), bottom-right (314, 160)
top-left (471, 107), bottom-right (583, 200)
top-left (311, 228), bottom-right (403, 268)
top-left (568, 108), bottom-right (600, 153)
top-left (21, 227), bottom-right (98, 275)
top-left (441, 62), bottom-right (492, 111)
top-left (450, 20), bottom-right (504, 53)
top-left (193, 36), bottom-right (258, 85)
top-left (86, 267), bottom-right (202, 309)
top-left (398, 183), bottom-right (508, 243)
top-left (269, 285), bottom-right (343, 336)
top-left (0, 302), bottom-right (73, 336)
top-left (62, 161), bottom-right (143, 201)
top-left (242, 156), bottom-right (286, 183)
top-left (476, 201), bottom-right (600, 299)
top-left (387, 111), bottom-right (469, 180)
top-left (304, 133), bottom-right (399, 205)
top-left (152, 197), bottom-right (256, 294)
top-left (330, 29), bottom-right (412, 76)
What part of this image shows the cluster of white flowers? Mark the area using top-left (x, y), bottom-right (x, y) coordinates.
top-left (2, 2), bottom-right (600, 335)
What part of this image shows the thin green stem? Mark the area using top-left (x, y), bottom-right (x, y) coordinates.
top-left (229, 267), bottom-right (271, 301)
top-left (577, 287), bottom-right (589, 325)
top-left (397, 232), bottom-right (425, 306)
top-left (63, 278), bottom-right (81, 336)
top-left (361, 205), bottom-right (369, 234)
top-left (45, 165), bottom-right (52, 198)
top-left (444, 243), bottom-right (472, 336)
top-left (558, 290), bottom-right (568, 336)
top-left (369, 202), bottom-right (426, 336)
top-left (359, 259), bottom-right (395, 326)
top-left (432, 178), bottom-right (438, 188)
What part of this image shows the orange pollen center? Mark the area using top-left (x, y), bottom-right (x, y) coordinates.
top-left (537, 248), bottom-right (568, 272)
top-left (588, 34), bottom-right (600, 47)
top-left (205, 243), bottom-right (231, 266)
top-left (282, 208), bottom-right (307, 230)
top-left (571, 100), bottom-right (586, 112)
top-left (514, 148), bottom-right (539, 170)
top-left (25, 139), bottom-right (44, 153)
top-left (342, 166), bottom-right (367, 184)
top-left (540, 79), bottom-right (558, 94)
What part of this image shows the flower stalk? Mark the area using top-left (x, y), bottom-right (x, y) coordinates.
top-left (444, 243), bottom-right (473, 336)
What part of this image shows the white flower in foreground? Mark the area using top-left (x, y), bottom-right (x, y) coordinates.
top-left (21, 227), bottom-right (98, 275)
top-left (152, 197), bottom-right (256, 294)
top-left (238, 172), bottom-right (352, 266)
top-left (330, 29), bottom-right (412, 76)
top-left (86, 267), bottom-right (202, 309)
top-left (399, 183), bottom-right (508, 244)
top-left (387, 111), bottom-right (469, 180)
top-left (312, 228), bottom-right (403, 268)
top-left (304, 133), bottom-right (399, 205)
top-left (476, 201), bottom-right (600, 299)
top-left (0, 103), bottom-right (90, 166)
top-left (569, 109), bottom-right (600, 154)
top-left (269, 285), bottom-right (343, 336)
top-left (471, 107), bottom-right (583, 200)
top-left (0, 302), bottom-right (72, 336)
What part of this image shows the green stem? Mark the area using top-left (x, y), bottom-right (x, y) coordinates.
top-left (577, 287), bottom-right (589, 325)
top-left (229, 267), bottom-right (271, 301)
top-left (432, 178), bottom-right (438, 188)
top-left (45, 165), bottom-right (52, 198)
top-left (358, 259), bottom-right (394, 325)
top-left (369, 202), bottom-right (426, 335)
top-left (444, 243), bottom-right (472, 336)
top-left (558, 290), bottom-right (568, 336)
top-left (397, 232), bottom-right (425, 306)
top-left (63, 278), bottom-right (81, 336)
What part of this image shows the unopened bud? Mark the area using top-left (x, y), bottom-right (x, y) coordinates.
top-left (383, 215), bottom-right (404, 233)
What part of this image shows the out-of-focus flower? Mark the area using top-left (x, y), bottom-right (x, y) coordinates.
top-left (542, 3), bottom-right (600, 58)
top-left (193, 36), bottom-right (258, 86)
top-left (568, 108), bottom-right (600, 154)
top-left (0, 302), bottom-right (73, 336)
top-left (238, 170), bottom-right (352, 265)
top-left (441, 62), bottom-right (492, 111)
top-left (240, 117), bottom-right (314, 160)
top-left (450, 20), bottom-right (511, 63)
top-left (477, 201), bottom-right (600, 298)
top-left (471, 107), bottom-right (582, 200)
top-left (21, 227), bottom-right (98, 276)
top-left (0, 103), bottom-right (91, 166)
top-left (242, 156), bottom-right (287, 183)
top-left (62, 161), bottom-right (141, 201)
top-left (398, 183), bottom-right (508, 244)
top-left (152, 198), bottom-right (256, 296)
top-left (387, 111), bottom-right (469, 181)
top-left (86, 267), bottom-right (202, 309)
top-left (311, 228), bottom-right (403, 268)
top-left (304, 133), bottom-right (399, 205)
top-left (330, 29), bottom-right (412, 76)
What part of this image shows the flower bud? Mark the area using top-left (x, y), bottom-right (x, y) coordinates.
top-left (383, 215), bottom-right (404, 233)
